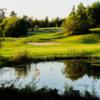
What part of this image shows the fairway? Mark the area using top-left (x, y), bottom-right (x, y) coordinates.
top-left (1, 28), bottom-right (100, 61)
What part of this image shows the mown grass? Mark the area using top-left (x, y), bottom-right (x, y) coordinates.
top-left (0, 27), bottom-right (100, 65)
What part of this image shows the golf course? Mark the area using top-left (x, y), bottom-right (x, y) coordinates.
top-left (1, 27), bottom-right (100, 61)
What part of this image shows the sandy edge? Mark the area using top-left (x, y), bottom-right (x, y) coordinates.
top-left (27, 42), bottom-right (61, 46)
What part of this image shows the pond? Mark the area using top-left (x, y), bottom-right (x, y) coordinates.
top-left (0, 59), bottom-right (100, 97)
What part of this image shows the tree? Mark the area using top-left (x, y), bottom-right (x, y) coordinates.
top-left (44, 16), bottom-right (49, 27)
top-left (0, 8), bottom-right (6, 54)
top-left (62, 6), bottom-right (79, 35)
top-left (0, 16), bottom-right (30, 37)
top-left (63, 13), bottom-right (79, 35)
top-left (10, 11), bottom-right (17, 17)
top-left (16, 15), bottom-right (30, 36)
top-left (63, 3), bottom-right (94, 36)
top-left (91, 1), bottom-right (100, 26)
top-left (1, 17), bottom-right (18, 37)
top-left (54, 17), bottom-right (60, 27)
top-left (76, 3), bottom-right (94, 34)
top-left (0, 8), bottom-right (6, 18)
top-left (28, 17), bottom-right (35, 31)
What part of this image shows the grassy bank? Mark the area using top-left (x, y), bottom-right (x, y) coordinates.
top-left (0, 27), bottom-right (100, 65)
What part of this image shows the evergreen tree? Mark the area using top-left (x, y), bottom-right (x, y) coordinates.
top-left (63, 3), bottom-right (94, 35)
top-left (10, 11), bottom-right (17, 17)
top-left (44, 16), bottom-right (49, 27)
top-left (91, 1), bottom-right (100, 26)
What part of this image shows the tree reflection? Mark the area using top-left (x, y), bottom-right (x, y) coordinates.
top-left (14, 63), bottom-right (40, 81)
top-left (63, 59), bottom-right (100, 80)
top-left (14, 64), bottom-right (31, 79)
top-left (63, 60), bottom-right (89, 80)
top-left (34, 63), bottom-right (40, 80)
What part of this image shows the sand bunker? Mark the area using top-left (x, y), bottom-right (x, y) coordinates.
top-left (28, 42), bottom-right (61, 46)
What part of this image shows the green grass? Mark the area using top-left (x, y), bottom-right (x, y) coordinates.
top-left (0, 27), bottom-right (100, 62)
top-left (90, 28), bottom-right (100, 32)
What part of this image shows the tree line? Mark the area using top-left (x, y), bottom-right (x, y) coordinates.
top-left (0, 11), bottom-right (63, 37)
top-left (0, 1), bottom-right (100, 37)
top-left (63, 1), bottom-right (100, 36)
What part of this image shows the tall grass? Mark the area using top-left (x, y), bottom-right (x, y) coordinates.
top-left (1, 48), bottom-right (99, 67)
top-left (0, 83), bottom-right (99, 100)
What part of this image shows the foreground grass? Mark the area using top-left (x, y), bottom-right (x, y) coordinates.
top-left (0, 85), bottom-right (99, 100)
top-left (0, 27), bottom-right (100, 64)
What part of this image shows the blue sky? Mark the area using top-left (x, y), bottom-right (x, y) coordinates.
top-left (0, 0), bottom-right (98, 19)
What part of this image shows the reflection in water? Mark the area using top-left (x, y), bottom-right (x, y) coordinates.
top-left (15, 63), bottom-right (40, 80)
top-left (63, 60), bottom-right (100, 96)
top-left (63, 60), bottom-right (89, 80)
top-left (0, 59), bottom-right (100, 97)
top-left (15, 65), bottom-right (30, 79)
top-left (34, 63), bottom-right (40, 80)
top-left (63, 60), bottom-right (100, 80)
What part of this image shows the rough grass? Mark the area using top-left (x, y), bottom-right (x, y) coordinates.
top-left (0, 27), bottom-right (100, 62)
top-left (0, 85), bottom-right (99, 100)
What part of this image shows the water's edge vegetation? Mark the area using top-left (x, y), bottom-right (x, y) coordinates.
top-left (0, 55), bottom-right (100, 67)
top-left (0, 86), bottom-right (99, 100)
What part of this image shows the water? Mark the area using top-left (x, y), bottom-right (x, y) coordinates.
top-left (0, 59), bottom-right (100, 97)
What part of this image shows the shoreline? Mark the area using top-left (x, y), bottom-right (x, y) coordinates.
top-left (0, 55), bottom-right (100, 67)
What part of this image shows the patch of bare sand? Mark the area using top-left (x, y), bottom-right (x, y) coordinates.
top-left (27, 42), bottom-right (61, 46)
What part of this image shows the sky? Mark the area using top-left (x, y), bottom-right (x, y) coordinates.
top-left (0, 0), bottom-right (98, 19)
